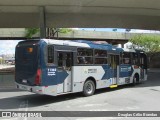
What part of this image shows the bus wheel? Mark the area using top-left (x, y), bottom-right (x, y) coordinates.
top-left (83, 80), bottom-right (95, 97)
top-left (132, 74), bottom-right (139, 86)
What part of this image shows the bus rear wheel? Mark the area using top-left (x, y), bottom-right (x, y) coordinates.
top-left (83, 80), bottom-right (95, 97)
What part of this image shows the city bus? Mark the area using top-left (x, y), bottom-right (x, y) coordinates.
top-left (15, 39), bottom-right (148, 96)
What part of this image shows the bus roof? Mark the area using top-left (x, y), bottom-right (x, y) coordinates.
top-left (43, 39), bottom-right (123, 53)
top-left (17, 39), bottom-right (144, 54)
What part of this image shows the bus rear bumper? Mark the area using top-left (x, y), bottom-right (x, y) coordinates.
top-left (15, 82), bottom-right (58, 96)
top-left (15, 83), bottom-right (44, 95)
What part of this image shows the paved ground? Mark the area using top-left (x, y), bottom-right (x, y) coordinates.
top-left (0, 70), bottom-right (160, 120)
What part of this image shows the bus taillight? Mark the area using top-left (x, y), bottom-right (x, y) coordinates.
top-left (35, 69), bottom-right (42, 85)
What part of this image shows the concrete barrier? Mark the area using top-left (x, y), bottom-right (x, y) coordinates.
top-left (0, 72), bottom-right (15, 89)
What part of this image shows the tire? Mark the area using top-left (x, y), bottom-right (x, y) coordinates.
top-left (83, 80), bottom-right (95, 97)
top-left (132, 75), bottom-right (136, 86)
top-left (132, 74), bottom-right (139, 86)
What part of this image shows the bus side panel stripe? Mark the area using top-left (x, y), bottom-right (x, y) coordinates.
top-left (101, 65), bottom-right (110, 80)
top-left (119, 64), bottom-right (134, 77)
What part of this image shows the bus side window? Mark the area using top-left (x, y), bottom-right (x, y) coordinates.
top-left (122, 52), bottom-right (131, 64)
top-left (140, 53), bottom-right (147, 69)
top-left (94, 49), bottom-right (108, 64)
top-left (58, 53), bottom-right (63, 68)
top-left (66, 53), bottom-right (72, 69)
top-left (77, 48), bottom-right (93, 64)
top-left (48, 46), bottom-right (54, 64)
top-left (120, 52), bottom-right (123, 64)
top-left (77, 57), bottom-right (86, 64)
top-left (132, 53), bottom-right (139, 65)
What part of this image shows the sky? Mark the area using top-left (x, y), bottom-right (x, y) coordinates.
top-left (0, 28), bottom-right (160, 55)
top-left (78, 28), bottom-right (160, 33)
top-left (0, 40), bottom-right (20, 55)
top-left (79, 28), bottom-right (126, 32)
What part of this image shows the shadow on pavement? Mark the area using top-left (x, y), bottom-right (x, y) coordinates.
top-left (0, 92), bottom-right (83, 110)
top-left (134, 72), bottom-right (160, 88)
top-left (0, 86), bottom-right (130, 110)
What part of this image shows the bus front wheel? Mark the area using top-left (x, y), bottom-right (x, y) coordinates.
top-left (83, 80), bottom-right (95, 97)
top-left (132, 74), bottom-right (139, 86)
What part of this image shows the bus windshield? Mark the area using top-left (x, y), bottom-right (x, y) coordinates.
top-left (16, 46), bottom-right (38, 61)
top-left (15, 41), bottom-right (39, 86)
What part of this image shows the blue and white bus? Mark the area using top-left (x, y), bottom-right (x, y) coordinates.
top-left (15, 39), bottom-right (148, 96)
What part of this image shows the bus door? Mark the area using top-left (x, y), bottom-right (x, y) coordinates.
top-left (110, 55), bottom-right (119, 85)
top-left (119, 52), bottom-right (132, 84)
top-left (57, 51), bottom-right (73, 93)
top-left (140, 53), bottom-right (148, 80)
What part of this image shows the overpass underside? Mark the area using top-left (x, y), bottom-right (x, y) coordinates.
top-left (0, 0), bottom-right (160, 39)
top-left (1, 13), bottom-right (160, 29)
top-left (0, 0), bottom-right (160, 30)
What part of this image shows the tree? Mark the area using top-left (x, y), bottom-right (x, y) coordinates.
top-left (25, 28), bottom-right (72, 38)
top-left (25, 28), bottom-right (40, 38)
top-left (47, 28), bottom-right (72, 38)
top-left (0, 57), bottom-right (5, 64)
top-left (130, 34), bottom-right (160, 63)
top-left (130, 34), bottom-right (160, 52)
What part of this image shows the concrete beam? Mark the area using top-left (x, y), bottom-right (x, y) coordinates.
top-left (0, 28), bottom-right (159, 41)
top-left (46, 14), bottom-right (160, 29)
top-left (0, 13), bottom-right (160, 30)
top-left (0, 0), bottom-right (160, 29)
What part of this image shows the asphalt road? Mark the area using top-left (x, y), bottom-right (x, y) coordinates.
top-left (0, 71), bottom-right (160, 120)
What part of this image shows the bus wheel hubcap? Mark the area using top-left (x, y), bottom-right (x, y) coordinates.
top-left (86, 83), bottom-right (93, 94)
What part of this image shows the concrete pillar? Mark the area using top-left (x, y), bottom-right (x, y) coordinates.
top-left (39, 6), bottom-right (46, 38)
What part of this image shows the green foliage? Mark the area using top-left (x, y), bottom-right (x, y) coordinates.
top-left (49, 28), bottom-right (72, 37)
top-left (0, 58), bottom-right (5, 64)
top-left (25, 28), bottom-right (72, 38)
top-left (25, 28), bottom-right (40, 38)
top-left (57, 28), bottom-right (72, 33)
top-left (130, 34), bottom-right (160, 65)
top-left (130, 34), bottom-right (160, 53)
